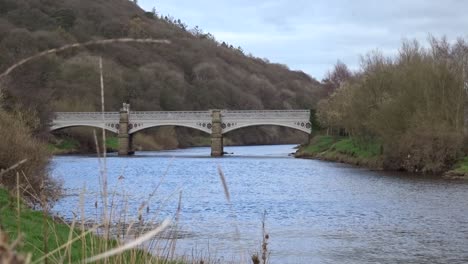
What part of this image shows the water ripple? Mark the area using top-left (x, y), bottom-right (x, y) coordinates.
top-left (51, 145), bottom-right (468, 263)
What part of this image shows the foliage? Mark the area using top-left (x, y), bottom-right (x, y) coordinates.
top-left (52, 8), bottom-right (76, 30)
top-left (331, 138), bottom-right (381, 159)
top-left (0, 0), bottom-right (323, 149)
top-left (450, 156), bottom-right (468, 174)
top-left (0, 110), bottom-right (60, 204)
top-left (302, 135), bottom-right (381, 158)
top-left (55, 138), bottom-right (79, 150)
top-left (105, 136), bottom-right (119, 150)
top-left (321, 60), bottom-right (352, 96)
top-left (297, 135), bottom-right (383, 169)
top-left (0, 188), bottom-right (177, 263)
top-left (302, 135), bottom-right (336, 154)
top-left (48, 137), bottom-right (81, 154)
top-left (317, 37), bottom-right (468, 173)
top-left (309, 109), bottom-right (321, 132)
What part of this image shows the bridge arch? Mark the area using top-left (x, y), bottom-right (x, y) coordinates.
top-left (128, 122), bottom-right (211, 135)
top-left (51, 112), bottom-right (120, 134)
top-left (222, 122), bottom-right (311, 135)
top-left (50, 124), bottom-right (119, 134)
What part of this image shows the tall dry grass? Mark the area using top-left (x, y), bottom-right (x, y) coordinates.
top-left (0, 110), bottom-right (61, 205)
top-left (2, 136), bottom-right (270, 264)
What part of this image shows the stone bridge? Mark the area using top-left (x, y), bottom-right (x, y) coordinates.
top-left (51, 104), bottom-right (312, 156)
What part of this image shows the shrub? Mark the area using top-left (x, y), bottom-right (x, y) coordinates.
top-left (0, 110), bottom-right (61, 204)
top-left (384, 123), bottom-right (463, 174)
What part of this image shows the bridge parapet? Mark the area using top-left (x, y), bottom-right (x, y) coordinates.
top-left (54, 112), bottom-right (120, 120)
top-left (129, 111), bottom-right (212, 120)
top-left (128, 111), bottom-right (212, 134)
top-left (221, 110), bottom-right (310, 118)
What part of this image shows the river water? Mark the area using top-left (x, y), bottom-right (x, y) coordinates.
top-left (51, 145), bottom-right (468, 263)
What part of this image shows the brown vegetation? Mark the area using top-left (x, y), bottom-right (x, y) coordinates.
top-left (317, 37), bottom-right (468, 173)
top-left (0, 229), bottom-right (27, 264)
top-left (0, 110), bottom-right (60, 203)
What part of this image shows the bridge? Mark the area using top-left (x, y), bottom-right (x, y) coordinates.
top-left (51, 104), bottom-right (312, 156)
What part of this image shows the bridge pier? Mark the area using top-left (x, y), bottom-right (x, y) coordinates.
top-left (211, 110), bottom-right (224, 157)
top-left (118, 104), bottom-right (134, 156)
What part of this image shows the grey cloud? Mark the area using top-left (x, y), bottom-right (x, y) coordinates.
top-left (140, 0), bottom-right (468, 79)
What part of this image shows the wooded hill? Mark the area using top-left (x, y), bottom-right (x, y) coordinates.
top-left (0, 0), bottom-right (323, 150)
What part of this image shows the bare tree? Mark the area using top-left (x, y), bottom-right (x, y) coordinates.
top-left (322, 60), bottom-right (352, 95)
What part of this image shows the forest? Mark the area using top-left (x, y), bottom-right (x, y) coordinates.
top-left (0, 0), bottom-right (323, 153)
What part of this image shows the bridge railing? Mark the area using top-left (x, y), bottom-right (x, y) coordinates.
top-left (54, 112), bottom-right (120, 120)
top-left (221, 110), bottom-right (310, 119)
top-left (53, 110), bottom-right (310, 120)
top-left (129, 111), bottom-right (212, 120)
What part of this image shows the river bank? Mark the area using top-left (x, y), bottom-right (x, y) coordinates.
top-left (0, 188), bottom-right (168, 263)
top-left (48, 135), bottom-right (213, 155)
top-left (0, 186), bottom-right (199, 263)
top-left (295, 135), bottom-right (468, 179)
top-left (295, 135), bottom-right (383, 169)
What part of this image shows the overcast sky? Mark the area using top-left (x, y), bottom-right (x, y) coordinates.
top-left (138, 0), bottom-right (468, 79)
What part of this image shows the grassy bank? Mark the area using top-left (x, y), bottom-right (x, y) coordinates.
top-left (49, 136), bottom-right (119, 155)
top-left (48, 138), bottom-right (80, 154)
top-left (297, 135), bottom-right (468, 178)
top-left (444, 156), bottom-right (468, 179)
top-left (0, 187), bottom-right (178, 263)
top-left (295, 135), bottom-right (383, 169)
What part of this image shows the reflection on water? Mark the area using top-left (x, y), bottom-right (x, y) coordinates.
top-left (52, 145), bottom-right (468, 263)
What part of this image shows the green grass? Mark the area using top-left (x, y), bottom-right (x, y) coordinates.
top-left (302, 135), bottom-right (336, 154)
top-left (49, 136), bottom-right (119, 154)
top-left (0, 188), bottom-right (177, 263)
top-left (450, 156), bottom-right (468, 174)
top-left (330, 138), bottom-right (381, 159)
top-left (301, 136), bottom-right (381, 159)
top-left (51, 137), bottom-right (118, 150)
top-left (297, 135), bottom-right (383, 169)
top-left (55, 138), bottom-right (80, 151)
top-left (48, 138), bottom-right (80, 154)
top-left (106, 136), bottom-right (119, 150)
top-left (1, 187), bottom-right (87, 261)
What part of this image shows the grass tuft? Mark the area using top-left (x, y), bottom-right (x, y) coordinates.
top-left (296, 135), bottom-right (383, 169)
top-left (448, 156), bottom-right (468, 175)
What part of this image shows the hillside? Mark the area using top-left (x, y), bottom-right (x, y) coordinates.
top-left (0, 0), bottom-right (323, 150)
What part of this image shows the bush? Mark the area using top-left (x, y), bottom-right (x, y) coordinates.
top-left (384, 123), bottom-right (463, 174)
top-left (317, 38), bottom-right (467, 173)
top-left (0, 110), bottom-right (61, 204)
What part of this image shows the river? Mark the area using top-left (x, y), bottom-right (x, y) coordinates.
top-left (51, 144), bottom-right (468, 263)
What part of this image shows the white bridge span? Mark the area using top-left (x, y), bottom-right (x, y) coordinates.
top-left (51, 110), bottom-right (312, 134)
top-left (51, 107), bottom-right (311, 156)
